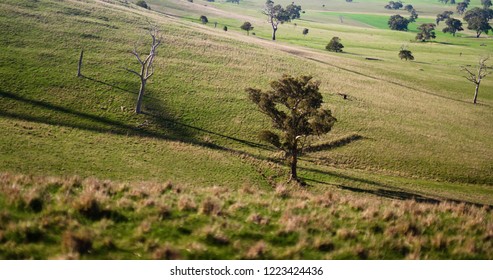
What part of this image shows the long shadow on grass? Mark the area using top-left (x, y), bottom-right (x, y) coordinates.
top-left (304, 134), bottom-right (363, 153)
top-left (0, 90), bottom-right (271, 152)
top-left (303, 169), bottom-right (492, 208)
top-left (81, 75), bottom-right (136, 95)
top-left (144, 99), bottom-right (273, 151)
top-left (0, 90), bottom-right (215, 149)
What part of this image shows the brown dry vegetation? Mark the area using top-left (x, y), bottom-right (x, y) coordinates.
top-left (0, 172), bottom-right (491, 259)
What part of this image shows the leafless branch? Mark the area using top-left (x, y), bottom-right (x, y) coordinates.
top-left (124, 67), bottom-right (140, 77)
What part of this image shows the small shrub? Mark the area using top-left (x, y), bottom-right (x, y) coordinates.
top-left (135, 0), bottom-right (150, 9)
top-left (326, 37), bottom-right (344, 52)
top-left (200, 15), bottom-right (208, 24)
top-left (223, 26), bottom-right (228, 31)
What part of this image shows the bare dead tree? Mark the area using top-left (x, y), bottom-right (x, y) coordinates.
top-left (126, 24), bottom-right (161, 114)
top-left (461, 56), bottom-right (490, 104)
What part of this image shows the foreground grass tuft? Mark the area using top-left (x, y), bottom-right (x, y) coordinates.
top-left (0, 172), bottom-right (492, 259)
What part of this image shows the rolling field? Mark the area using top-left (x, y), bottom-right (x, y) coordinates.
top-left (0, 0), bottom-right (492, 259)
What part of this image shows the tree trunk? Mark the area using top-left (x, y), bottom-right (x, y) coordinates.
top-left (289, 148), bottom-right (298, 182)
top-left (473, 83), bottom-right (479, 104)
top-left (77, 50), bottom-right (84, 77)
top-left (272, 27), bottom-right (277, 41)
top-left (135, 79), bottom-right (146, 114)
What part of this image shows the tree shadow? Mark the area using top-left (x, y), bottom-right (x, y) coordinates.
top-left (0, 89), bottom-right (270, 154)
top-left (302, 168), bottom-right (492, 208)
top-left (304, 134), bottom-right (363, 153)
top-left (81, 75), bottom-right (137, 95)
top-left (145, 113), bottom-right (273, 151)
top-left (0, 90), bottom-right (214, 149)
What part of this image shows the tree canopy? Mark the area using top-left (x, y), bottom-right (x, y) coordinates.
top-left (385, 1), bottom-right (403, 9)
top-left (135, 0), bottom-right (150, 9)
top-left (482, 0), bottom-right (492, 9)
top-left (456, 2), bottom-right (469, 15)
top-left (240, 22), bottom-right (254, 35)
top-left (464, 8), bottom-right (493, 37)
top-left (326, 37), bottom-right (344, 52)
top-left (436, 11), bottom-right (453, 25)
top-left (409, 9), bottom-right (419, 22)
top-left (442, 17), bottom-right (463, 36)
top-left (200, 15), bottom-right (208, 24)
top-left (388, 14), bottom-right (409, 30)
top-left (399, 48), bottom-right (414, 61)
top-left (246, 75), bottom-right (336, 182)
top-left (263, 0), bottom-right (302, 40)
top-left (416, 23), bottom-right (437, 41)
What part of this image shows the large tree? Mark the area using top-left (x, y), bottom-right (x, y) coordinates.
top-left (436, 11), bottom-right (454, 25)
top-left (388, 14), bottom-right (410, 30)
top-left (246, 75), bottom-right (336, 183)
top-left (463, 8), bottom-right (493, 37)
top-left (240, 21), bottom-right (254, 35)
top-left (263, 0), bottom-right (302, 40)
top-left (416, 23), bottom-right (437, 41)
top-left (456, 2), bottom-right (469, 15)
top-left (409, 9), bottom-right (419, 22)
top-left (482, 0), bottom-right (492, 9)
top-left (126, 25), bottom-right (161, 114)
top-left (461, 57), bottom-right (490, 104)
top-left (385, 1), bottom-right (403, 9)
top-left (442, 17), bottom-right (464, 36)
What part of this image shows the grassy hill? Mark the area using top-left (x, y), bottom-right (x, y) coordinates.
top-left (0, 0), bottom-right (492, 259)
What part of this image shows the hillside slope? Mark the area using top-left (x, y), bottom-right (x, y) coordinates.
top-left (0, 0), bottom-right (492, 205)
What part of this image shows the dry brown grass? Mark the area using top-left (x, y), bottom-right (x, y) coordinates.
top-left (198, 197), bottom-right (223, 216)
top-left (152, 244), bottom-right (181, 260)
top-left (245, 241), bottom-right (267, 259)
top-left (62, 229), bottom-right (93, 255)
top-left (0, 172), bottom-right (492, 259)
top-left (275, 184), bottom-right (291, 199)
top-left (177, 195), bottom-right (197, 211)
top-left (246, 213), bottom-right (270, 225)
